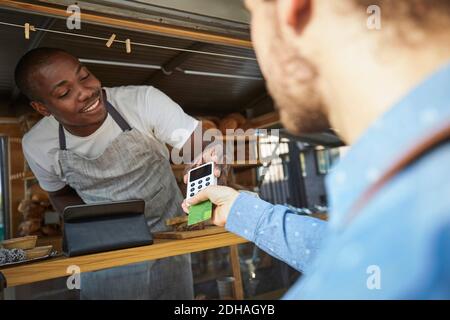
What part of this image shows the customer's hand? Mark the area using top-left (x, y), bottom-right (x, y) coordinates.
top-left (182, 186), bottom-right (239, 227)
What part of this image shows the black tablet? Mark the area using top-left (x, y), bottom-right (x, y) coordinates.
top-left (63, 199), bottom-right (145, 222)
top-left (62, 199), bottom-right (152, 257)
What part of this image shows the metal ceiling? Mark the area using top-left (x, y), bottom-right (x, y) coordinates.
top-left (0, 11), bottom-right (44, 104)
top-left (0, 6), bottom-right (268, 117)
top-left (40, 0), bottom-right (251, 38)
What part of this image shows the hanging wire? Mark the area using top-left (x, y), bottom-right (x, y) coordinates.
top-left (0, 21), bottom-right (258, 61)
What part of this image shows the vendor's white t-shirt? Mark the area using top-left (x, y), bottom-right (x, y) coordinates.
top-left (22, 85), bottom-right (198, 192)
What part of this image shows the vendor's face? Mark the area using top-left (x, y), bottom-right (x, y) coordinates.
top-left (30, 53), bottom-right (106, 129)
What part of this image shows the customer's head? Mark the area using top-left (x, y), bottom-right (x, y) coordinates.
top-left (245, 0), bottom-right (450, 141)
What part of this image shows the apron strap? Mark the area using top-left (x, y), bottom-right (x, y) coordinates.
top-left (59, 123), bottom-right (67, 150)
top-left (344, 121), bottom-right (450, 225)
top-left (58, 100), bottom-right (132, 151)
top-left (105, 101), bottom-right (132, 132)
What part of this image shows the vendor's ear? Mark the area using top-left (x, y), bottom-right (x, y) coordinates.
top-left (30, 100), bottom-right (51, 117)
top-left (278, 0), bottom-right (312, 34)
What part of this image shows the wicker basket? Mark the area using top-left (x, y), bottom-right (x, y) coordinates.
top-left (1, 235), bottom-right (37, 250)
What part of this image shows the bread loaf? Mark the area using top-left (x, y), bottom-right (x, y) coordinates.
top-left (18, 219), bottom-right (42, 236)
top-left (219, 113), bottom-right (248, 134)
top-left (227, 113), bottom-right (247, 127)
top-left (201, 119), bottom-right (218, 131)
top-left (219, 118), bottom-right (239, 135)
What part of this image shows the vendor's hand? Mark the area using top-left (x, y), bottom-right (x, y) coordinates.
top-left (182, 186), bottom-right (239, 227)
top-left (183, 144), bottom-right (230, 185)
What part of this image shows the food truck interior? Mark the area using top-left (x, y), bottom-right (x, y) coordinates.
top-left (0, 0), bottom-right (344, 300)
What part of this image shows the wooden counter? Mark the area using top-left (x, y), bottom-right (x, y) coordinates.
top-left (0, 232), bottom-right (248, 297)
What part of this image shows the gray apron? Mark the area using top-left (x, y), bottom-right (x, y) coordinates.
top-left (56, 100), bottom-right (193, 300)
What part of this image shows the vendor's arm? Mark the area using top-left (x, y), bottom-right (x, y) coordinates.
top-left (47, 185), bottom-right (84, 214)
top-left (142, 86), bottom-right (199, 152)
top-left (183, 186), bottom-right (328, 273)
top-left (140, 86), bottom-right (227, 180)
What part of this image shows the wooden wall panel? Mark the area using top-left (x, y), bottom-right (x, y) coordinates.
top-left (8, 140), bottom-right (25, 237)
top-left (0, 118), bottom-right (25, 238)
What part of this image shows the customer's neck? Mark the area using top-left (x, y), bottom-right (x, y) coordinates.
top-left (328, 46), bottom-right (450, 145)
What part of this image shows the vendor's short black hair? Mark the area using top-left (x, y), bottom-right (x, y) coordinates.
top-left (14, 47), bottom-right (71, 101)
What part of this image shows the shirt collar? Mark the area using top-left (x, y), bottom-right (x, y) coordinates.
top-left (326, 61), bottom-right (450, 228)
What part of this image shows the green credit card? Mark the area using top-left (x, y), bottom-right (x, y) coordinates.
top-left (188, 200), bottom-right (213, 226)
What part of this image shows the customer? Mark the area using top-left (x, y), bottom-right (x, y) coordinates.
top-left (183, 0), bottom-right (450, 299)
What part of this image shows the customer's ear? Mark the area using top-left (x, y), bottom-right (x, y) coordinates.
top-left (278, 0), bottom-right (312, 34)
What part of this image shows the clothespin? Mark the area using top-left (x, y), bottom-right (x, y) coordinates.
top-left (106, 33), bottom-right (116, 48)
top-left (125, 38), bottom-right (131, 53)
top-left (24, 23), bottom-right (35, 40)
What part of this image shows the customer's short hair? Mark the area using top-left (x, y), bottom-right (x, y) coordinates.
top-left (14, 47), bottom-right (71, 101)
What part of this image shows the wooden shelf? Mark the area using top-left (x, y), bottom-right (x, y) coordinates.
top-left (0, 232), bottom-right (248, 288)
top-left (171, 162), bottom-right (261, 171)
top-left (0, 0), bottom-right (253, 48)
top-left (216, 135), bottom-right (258, 142)
top-left (250, 112), bottom-right (280, 129)
top-left (231, 161), bottom-right (262, 169)
top-left (18, 163), bottom-right (261, 181)
top-left (23, 172), bottom-right (36, 181)
top-left (9, 171), bottom-right (35, 181)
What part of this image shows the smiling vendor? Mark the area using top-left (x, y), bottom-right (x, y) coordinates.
top-left (15, 47), bottom-right (202, 300)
